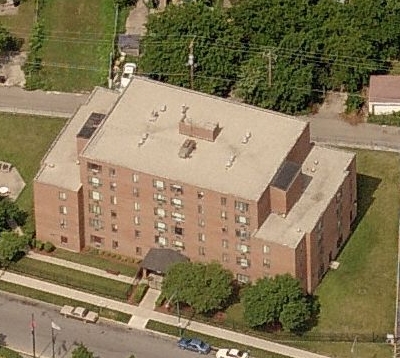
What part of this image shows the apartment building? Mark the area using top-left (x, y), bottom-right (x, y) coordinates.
top-left (34, 77), bottom-right (356, 292)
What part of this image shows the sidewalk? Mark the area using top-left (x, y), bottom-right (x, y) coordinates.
top-left (0, 268), bottom-right (330, 358)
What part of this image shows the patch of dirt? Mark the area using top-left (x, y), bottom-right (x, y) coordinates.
top-left (0, 52), bottom-right (26, 87)
top-left (312, 91), bottom-right (348, 120)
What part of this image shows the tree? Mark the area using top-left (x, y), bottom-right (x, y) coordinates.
top-left (0, 198), bottom-right (27, 232)
top-left (241, 274), bottom-right (318, 332)
top-left (162, 261), bottom-right (233, 314)
top-left (140, 2), bottom-right (244, 96)
top-left (0, 231), bottom-right (29, 267)
top-left (0, 26), bottom-right (21, 55)
top-left (71, 344), bottom-right (94, 358)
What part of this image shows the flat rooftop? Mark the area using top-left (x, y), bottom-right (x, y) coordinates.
top-left (83, 77), bottom-right (308, 200)
top-left (256, 146), bottom-right (355, 248)
top-left (35, 88), bottom-right (120, 191)
top-left (369, 75), bottom-right (400, 103)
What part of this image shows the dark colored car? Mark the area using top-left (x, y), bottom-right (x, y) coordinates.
top-left (177, 337), bottom-right (211, 354)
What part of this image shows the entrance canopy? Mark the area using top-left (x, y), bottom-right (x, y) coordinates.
top-left (140, 248), bottom-right (189, 275)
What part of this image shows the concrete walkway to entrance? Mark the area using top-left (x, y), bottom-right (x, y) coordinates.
top-left (0, 267), bottom-right (330, 358)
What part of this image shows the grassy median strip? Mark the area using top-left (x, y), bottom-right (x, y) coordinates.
top-left (0, 280), bottom-right (131, 323)
top-left (146, 320), bottom-right (290, 358)
top-left (51, 248), bottom-right (138, 277)
top-left (8, 257), bottom-right (132, 301)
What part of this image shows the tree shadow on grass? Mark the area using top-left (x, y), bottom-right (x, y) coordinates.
top-left (352, 173), bottom-right (382, 229)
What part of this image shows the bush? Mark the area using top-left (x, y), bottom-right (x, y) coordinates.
top-left (35, 240), bottom-right (44, 250)
top-left (368, 111), bottom-right (400, 126)
top-left (345, 93), bottom-right (364, 113)
top-left (43, 241), bottom-right (55, 253)
top-left (155, 292), bottom-right (166, 307)
top-left (133, 283), bottom-right (149, 304)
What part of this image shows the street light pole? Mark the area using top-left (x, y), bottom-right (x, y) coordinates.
top-left (31, 313), bottom-right (36, 358)
top-left (51, 325), bottom-right (55, 358)
top-left (176, 291), bottom-right (182, 337)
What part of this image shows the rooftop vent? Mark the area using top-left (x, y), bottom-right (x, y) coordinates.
top-left (311, 167), bottom-right (316, 173)
top-left (149, 110), bottom-right (159, 122)
top-left (160, 104), bottom-right (167, 112)
top-left (178, 139), bottom-right (196, 159)
top-left (225, 153), bottom-right (237, 170)
top-left (138, 133), bottom-right (149, 147)
top-left (181, 104), bottom-right (189, 114)
top-left (314, 160), bottom-right (319, 165)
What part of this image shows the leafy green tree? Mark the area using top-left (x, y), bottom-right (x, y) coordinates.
top-left (0, 198), bottom-right (27, 232)
top-left (0, 26), bottom-right (21, 55)
top-left (241, 274), bottom-right (317, 332)
top-left (162, 261), bottom-right (233, 313)
top-left (140, 2), bottom-right (244, 96)
top-left (0, 231), bottom-right (29, 267)
top-left (71, 344), bottom-right (94, 358)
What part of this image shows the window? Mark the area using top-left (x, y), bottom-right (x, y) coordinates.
top-left (336, 188), bottom-right (342, 203)
top-left (222, 239), bottom-right (229, 249)
top-left (154, 193), bottom-right (167, 203)
top-left (155, 236), bottom-right (168, 247)
top-left (88, 176), bottom-right (101, 187)
top-left (90, 235), bottom-right (104, 246)
top-left (87, 162), bottom-right (102, 173)
top-left (59, 191), bottom-right (66, 200)
top-left (174, 226), bottom-right (184, 235)
top-left (235, 200), bottom-right (249, 212)
top-left (221, 210), bottom-right (227, 220)
top-left (317, 231), bottom-right (323, 245)
top-left (172, 239), bottom-right (184, 248)
top-left (134, 202), bottom-right (141, 211)
top-left (89, 204), bottom-right (102, 215)
top-left (59, 206), bottom-right (67, 215)
top-left (154, 207), bottom-right (166, 218)
top-left (153, 179), bottom-right (165, 190)
top-left (89, 190), bottom-right (102, 201)
top-left (198, 233), bottom-right (205, 242)
top-left (155, 221), bottom-right (167, 232)
top-left (198, 218), bottom-right (205, 227)
top-left (60, 218), bottom-right (67, 229)
top-left (134, 230), bottom-right (141, 238)
top-left (317, 219), bottom-right (323, 232)
top-left (222, 253), bottom-right (228, 262)
top-left (236, 274), bottom-right (249, 284)
top-left (133, 187), bottom-right (139, 197)
top-left (235, 215), bottom-right (250, 225)
top-left (221, 226), bottom-right (228, 234)
top-left (110, 182), bottom-right (117, 191)
top-left (198, 205), bottom-right (204, 214)
top-left (221, 197), bottom-right (227, 206)
top-left (235, 229), bottom-right (249, 239)
top-left (197, 191), bottom-right (204, 199)
top-left (171, 197), bottom-right (183, 208)
top-left (136, 247), bottom-right (142, 255)
top-left (263, 258), bottom-right (271, 268)
top-left (112, 240), bottom-right (119, 249)
top-left (89, 218), bottom-right (103, 229)
top-left (60, 236), bottom-right (68, 244)
top-left (109, 168), bottom-right (116, 177)
top-left (172, 212), bottom-right (185, 222)
top-left (236, 244), bottom-right (250, 253)
top-left (263, 245), bottom-right (270, 254)
top-left (170, 184), bottom-right (183, 195)
top-left (110, 195), bottom-right (117, 205)
top-left (111, 210), bottom-right (117, 219)
top-left (111, 223), bottom-right (118, 232)
top-left (237, 257), bottom-right (249, 268)
top-left (132, 173), bottom-right (139, 183)
top-left (134, 216), bottom-right (140, 225)
top-left (199, 247), bottom-right (205, 256)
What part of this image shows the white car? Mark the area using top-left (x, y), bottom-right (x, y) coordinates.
top-left (120, 62), bottom-right (137, 88)
top-left (216, 348), bottom-right (249, 358)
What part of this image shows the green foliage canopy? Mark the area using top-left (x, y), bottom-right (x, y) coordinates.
top-left (162, 261), bottom-right (233, 313)
top-left (71, 344), bottom-right (94, 358)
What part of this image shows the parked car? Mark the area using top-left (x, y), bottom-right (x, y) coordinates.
top-left (60, 305), bottom-right (99, 323)
top-left (120, 62), bottom-right (137, 88)
top-left (177, 337), bottom-right (211, 354)
top-left (216, 348), bottom-right (249, 358)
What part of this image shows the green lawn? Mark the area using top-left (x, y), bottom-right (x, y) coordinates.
top-left (0, 0), bottom-right (36, 49)
top-left (9, 257), bottom-right (132, 301)
top-left (0, 113), bottom-right (66, 214)
top-left (37, 0), bottom-right (116, 91)
top-left (51, 248), bottom-right (138, 277)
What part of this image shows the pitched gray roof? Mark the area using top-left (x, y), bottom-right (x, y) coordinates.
top-left (140, 248), bottom-right (189, 274)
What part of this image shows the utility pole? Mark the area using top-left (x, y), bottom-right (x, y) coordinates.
top-left (31, 313), bottom-right (36, 358)
top-left (267, 49), bottom-right (272, 87)
top-left (188, 39), bottom-right (195, 90)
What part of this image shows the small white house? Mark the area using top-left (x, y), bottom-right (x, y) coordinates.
top-left (368, 75), bottom-right (400, 115)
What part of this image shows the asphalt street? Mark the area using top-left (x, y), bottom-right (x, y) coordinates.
top-left (0, 292), bottom-right (196, 358)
